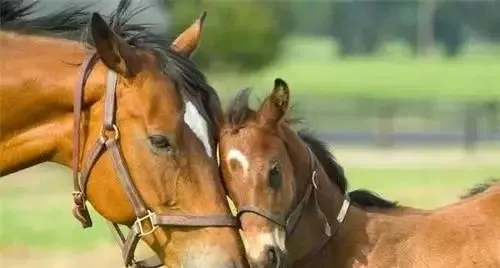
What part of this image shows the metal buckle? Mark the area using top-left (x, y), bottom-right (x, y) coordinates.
top-left (99, 124), bottom-right (120, 141)
top-left (72, 191), bottom-right (85, 205)
top-left (311, 170), bottom-right (319, 190)
top-left (134, 210), bottom-right (159, 237)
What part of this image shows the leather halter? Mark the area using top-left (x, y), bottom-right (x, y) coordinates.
top-left (71, 53), bottom-right (238, 268)
top-left (233, 146), bottom-right (351, 267)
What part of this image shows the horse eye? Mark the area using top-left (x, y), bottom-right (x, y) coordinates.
top-left (148, 135), bottom-right (172, 150)
top-left (268, 161), bottom-right (282, 190)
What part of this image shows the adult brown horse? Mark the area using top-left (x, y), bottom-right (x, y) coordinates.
top-left (0, 1), bottom-right (247, 267)
top-left (218, 78), bottom-right (500, 268)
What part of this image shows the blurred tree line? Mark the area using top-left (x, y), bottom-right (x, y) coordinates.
top-left (295, 0), bottom-right (500, 57)
top-left (165, 0), bottom-right (500, 71)
top-left (166, 0), bottom-right (291, 71)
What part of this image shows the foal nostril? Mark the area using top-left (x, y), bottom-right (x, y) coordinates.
top-left (266, 246), bottom-right (281, 267)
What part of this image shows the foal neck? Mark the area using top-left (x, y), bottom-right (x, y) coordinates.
top-left (0, 33), bottom-right (106, 175)
top-left (289, 168), bottom-right (400, 267)
top-left (280, 127), bottom-right (348, 265)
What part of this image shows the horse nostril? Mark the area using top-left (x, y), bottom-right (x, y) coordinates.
top-left (267, 247), bottom-right (280, 267)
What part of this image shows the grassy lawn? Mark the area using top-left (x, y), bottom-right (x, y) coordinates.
top-left (0, 164), bottom-right (114, 250)
top-left (347, 166), bottom-right (499, 209)
top-left (1, 147), bottom-right (499, 251)
top-left (208, 37), bottom-right (500, 101)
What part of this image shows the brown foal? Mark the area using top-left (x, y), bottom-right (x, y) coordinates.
top-left (218, 78), bottom-right (500, 268)
top-left (0, 1), bottom-right (247, 267)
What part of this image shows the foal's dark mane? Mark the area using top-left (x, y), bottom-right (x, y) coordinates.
top-left (1, 0), bottom-right (220, 130)
top-left (226, 89), bottom-right (399, 209)
top-left (298, 131), bottom-right (399, 209)
top-left (461, 178), bottom-right (499, 199)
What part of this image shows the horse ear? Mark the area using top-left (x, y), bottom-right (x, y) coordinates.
top-left (170, 11), bottom-right (207, 58)
top-left (90, 13), bottom-right (139, 77)
top-left (257, 78), bottom-right (290, 126)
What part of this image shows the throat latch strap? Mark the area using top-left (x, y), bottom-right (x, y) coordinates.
top-left (72, 53), bottom-right (100, 228)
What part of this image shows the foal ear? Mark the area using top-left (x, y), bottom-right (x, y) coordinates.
top-left (170, 11), bottom-right (207, 58)
top-left (257, 78), bottom-right (290, 126)
top-left (90, 13), bottom-right (139, 77)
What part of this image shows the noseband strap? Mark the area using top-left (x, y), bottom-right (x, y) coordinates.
top-left (72, 53), bottom-right (238, 268)
top-left (235, 146), bottom-right (351, 266)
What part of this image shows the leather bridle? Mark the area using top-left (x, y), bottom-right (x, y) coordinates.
top-left (71, 53), bottom-right (239, 268)
top-left (231, 146), bottom-right (351, 267)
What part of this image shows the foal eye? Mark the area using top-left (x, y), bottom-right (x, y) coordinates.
top-left (148, 135), bottom-right (172, 150)
top-left (268, 160), bottom-right (282, 190)
top-left (270, 162), bottom-right (280, 176)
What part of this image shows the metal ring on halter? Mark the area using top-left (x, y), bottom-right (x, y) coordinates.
top-left (100, 124), bottom-right (120, 141)
top-left (72, 191), bottom-right (85, 205)
top-left (135, 210), bottom-right (159, 237)
top-left (312, 170), bottom-right (319, 190)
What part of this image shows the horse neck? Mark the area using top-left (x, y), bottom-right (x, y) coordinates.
top-left (289, 175), bottom-right (415, 266)
top-left (286, 155), bottom-right (348, 264)
top-left (279, 126), bottom-right (347, 260)
top-left (0, 33), bottom-right (106, 176)
top-left (325, 198), bottom-right (423, 267)
top-left (280, 127), bottom-right (418, 266)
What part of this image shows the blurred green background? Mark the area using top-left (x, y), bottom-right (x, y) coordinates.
top-left (169, 0), bottom-right (500, 150)
top-left (1, 0), bottom-right (499, 266)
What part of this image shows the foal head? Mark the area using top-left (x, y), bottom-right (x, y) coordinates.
top-left (219, 79), bottom-right (329, 267)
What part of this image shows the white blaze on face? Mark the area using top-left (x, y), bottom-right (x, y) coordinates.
top-left (184, 101), bottom-right (212, 157)
top-left (226, 149), bottom-right (249, 175)
top-left (243, 228), bottom-right (287, 261)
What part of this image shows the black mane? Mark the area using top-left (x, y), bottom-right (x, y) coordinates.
top-left (1, 0), bottom-right (36, 25)
top-left (298, 131), bottom-right (399, 209)
top-left (226, 88), bottom-right (255, 127)
top-left (1, 0), bottom-right (220, 130)
top-left (461, 178), bottom-right (499, 199)
top-left (226, 89), bottom-right (399, 209)
top-left (348, 189), bottom-right (399, 208)
top-left (1, 0), bottom-right (96, 39)
top-left (297, 130), bottom-right (348, 193)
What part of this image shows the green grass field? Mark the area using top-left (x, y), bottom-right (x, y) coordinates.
top-left (1, 147), bottom-right (499, 251)
top-left (208, 37), bottom-right (500, 101)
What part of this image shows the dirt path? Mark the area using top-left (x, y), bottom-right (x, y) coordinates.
top-left (0, 246), bottom-right (121, 267)
top-left (0, 245), bottom-right (159, 268)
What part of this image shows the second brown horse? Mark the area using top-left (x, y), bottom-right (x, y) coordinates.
top-left (218, 78), bottom-right (500, 268)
